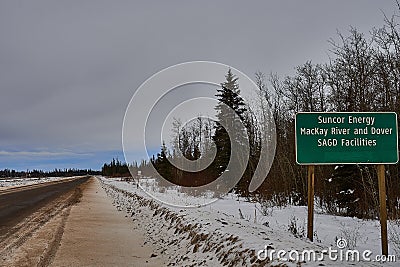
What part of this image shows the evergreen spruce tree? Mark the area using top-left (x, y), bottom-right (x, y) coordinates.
top-left (154, 142), bottom-right (173, 182)
top-left (213, 69), bottom-right (247, 186)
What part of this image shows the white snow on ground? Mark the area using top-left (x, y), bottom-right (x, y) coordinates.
top-left (99, 176), bottom-right (399, 266)
top-left (0, 176), bottom-right (84, 189)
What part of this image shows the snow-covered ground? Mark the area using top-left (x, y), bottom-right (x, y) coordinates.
top-left (99, 176), bottom-right (399, 266)
top-left (0, 176), bottom-right (83, 189)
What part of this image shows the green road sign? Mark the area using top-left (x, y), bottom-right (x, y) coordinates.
top-left (295, 112), bottom-right (399, 165)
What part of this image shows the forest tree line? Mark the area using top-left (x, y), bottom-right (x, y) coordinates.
top-left (103, 3), bottom-right (400, 219)
top-left (254, 5), bottom-right (400, 219)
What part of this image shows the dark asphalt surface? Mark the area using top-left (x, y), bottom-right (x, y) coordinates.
top-left (0, 176), bottom-right (90, 237)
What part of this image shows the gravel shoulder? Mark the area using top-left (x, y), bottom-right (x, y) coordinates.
top-left (51, 177), bottom-right (166, 267)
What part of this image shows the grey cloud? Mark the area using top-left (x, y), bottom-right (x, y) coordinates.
top-left (0, 0), bottom-right (395, 168)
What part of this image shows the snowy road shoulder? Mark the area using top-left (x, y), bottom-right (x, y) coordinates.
top-left (100, 177), bottom-right (397, 266)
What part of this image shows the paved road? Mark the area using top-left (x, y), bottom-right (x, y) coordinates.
top-left (0, 176), bottom-right (166, 266)
top-left (0, 176), bottom-right (90, 237)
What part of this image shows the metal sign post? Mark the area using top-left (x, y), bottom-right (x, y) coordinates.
top-left (377, 164), bottom-right (388, 256)
top-left (307, 165), bottom-right (315, 241)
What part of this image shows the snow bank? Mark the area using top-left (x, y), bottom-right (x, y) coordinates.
top-left (0, 176), bottom-right (80, 189)
top-left (99, 177), bottom-right (398, 266)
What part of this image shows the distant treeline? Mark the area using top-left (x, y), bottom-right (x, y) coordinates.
top-left (101, 158), bottom-right (157, 177)
top-left (0, 168), bottom-right (100, 178)
top-left (102, 158), bottom-right (130, 177)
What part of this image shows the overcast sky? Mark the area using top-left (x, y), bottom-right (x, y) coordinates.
top-left (0, 0), bottom-right (396, 171)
